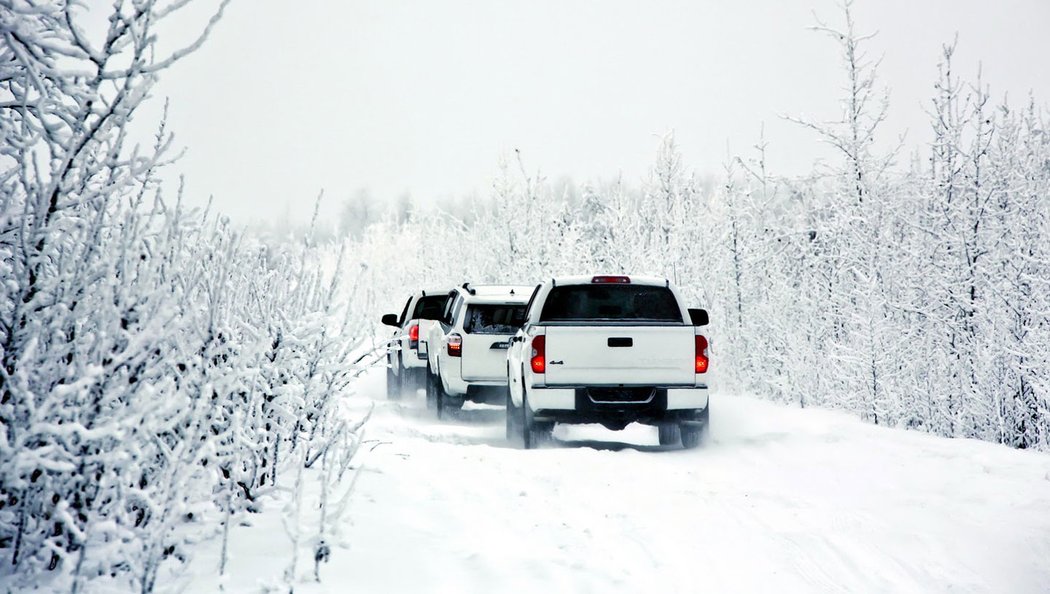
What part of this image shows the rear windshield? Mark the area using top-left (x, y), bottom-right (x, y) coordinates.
top-left (412, 295), bottom-right (448, 321)
top-left (463, 304), bottom-right (527, 334)
top-left (539, 285), bottom-right (683, 323)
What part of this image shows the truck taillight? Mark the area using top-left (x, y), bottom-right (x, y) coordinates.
top-left (695, 335), bottom-right (709, 374)
top-left (530, 336), bottom-right (546, 374)
top-left (447, 333), bottom-right (462, 357)
top-left (408, 322), bottom-right (419, 349)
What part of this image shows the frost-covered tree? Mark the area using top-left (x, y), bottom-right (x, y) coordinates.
top-left (781, 0), bottom-right (901, 423)
top-left (0, 3), bottom-right (372, 591)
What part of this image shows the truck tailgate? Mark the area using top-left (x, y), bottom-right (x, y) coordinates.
top-left (461, 334), bottom-right (514, 381)
top-left (543, 326), bottom-right (695, 386)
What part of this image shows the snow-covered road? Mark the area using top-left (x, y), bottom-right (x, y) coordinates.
top-left (191, 365), bottom-right (1050, 593)
top-left (325, 367), bottom-right (1050, 594)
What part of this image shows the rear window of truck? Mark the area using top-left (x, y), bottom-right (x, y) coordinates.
top-left (413, 295), bottom-right (448, 320)
top-left (539, 285), bottom-right (683, 323)
top-left (463, 304), bottom-right (527, 334)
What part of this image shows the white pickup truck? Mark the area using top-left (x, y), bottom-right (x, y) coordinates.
top-left (422, 283), bottom-right (532, 419)
top-left (505, 275), bottom-right (711, 449)
top-left (381, 288), bottom-right (451, 399)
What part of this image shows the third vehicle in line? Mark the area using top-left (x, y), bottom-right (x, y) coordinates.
top-left (381, 288), bottom-right (451, 398)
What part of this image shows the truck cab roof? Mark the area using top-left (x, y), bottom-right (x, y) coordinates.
top-left (454, 284), bottom-right (533, 305)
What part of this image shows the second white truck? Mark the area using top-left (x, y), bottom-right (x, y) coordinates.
top-left (422, 284), bottom-right (533, 419)
top-left (506, 275), bottom-right (711, 449)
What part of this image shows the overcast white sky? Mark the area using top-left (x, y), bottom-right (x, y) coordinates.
top-left (143, 0), bottom-right (1050, 224)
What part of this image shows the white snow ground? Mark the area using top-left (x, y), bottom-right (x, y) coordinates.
top-left (183, 365), bottom-right (1050, 594)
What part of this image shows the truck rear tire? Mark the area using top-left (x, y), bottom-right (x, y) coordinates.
top-left (388, 356), bottom-right (403, 401)
top-left (505, 386), bottom-right (518, 441)
top-left (435, 380), bottom-right (446, 420)
top-left (425, 365), bottom-right (437, 412)
top-left (407, 368), bottom-right (424, 394)
top-left (680, 404), bottom-right (710, 449)
top-left (657, 423), bottom-right (680, 446)
top-left (680, 425), bottom-right (703, 449)
top-left (522, 388), bottom-right (553, 449)
top-left (528, 422), bottom-right (553, 449)
top-left (431, 368), bottom-right (452, 420)
top-left (386, 364), bottom-right (395, 399)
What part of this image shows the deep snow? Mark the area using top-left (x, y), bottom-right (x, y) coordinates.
top-left (182, 365), bottom-right (1050, 594)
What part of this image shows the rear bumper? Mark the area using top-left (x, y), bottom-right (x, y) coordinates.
top-left (527, 385), bottom-right (708, 425)
top-left (443, 372), bottom-right (508, 399)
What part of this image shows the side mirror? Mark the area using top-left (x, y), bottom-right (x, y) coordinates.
top-left (381, 313), bottom-right (399, 327)
top-left (688, 308), bottom-right (709, 327)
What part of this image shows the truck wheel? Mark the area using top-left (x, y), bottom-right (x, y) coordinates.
top-left (680, 404), bottom-right (710, 449)
top-left (530, 423), bottom-right (553, 449)
top-left (435, 381), bottom-right (446, 420)
top-left (425, 365), bottom-right (437, 412)
top-left (388, 355), bottom-right (403, 401)
top-left (385, 362), bottom-right (396, 399)
top-left (433, 371), bottom-right (449, 420)
top-left (409, 368), bottom-right (424, 394)
top-left (522, 387), bottom-right (552, 449)
top-left (657, 423), bottom-right (680, 446)
top-left (521, 382), bottom-right (533, 449)
top-left (680, 425), bottom-right (704, 449)
top-left (505, 386), bottom-right (517, 441)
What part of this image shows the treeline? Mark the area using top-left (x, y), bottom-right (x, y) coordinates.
top-left (355, 8), bottom-right (1049, 450)
top-left (1, 3), bottom-right (367, 592)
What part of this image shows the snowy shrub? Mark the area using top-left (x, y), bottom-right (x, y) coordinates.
top-left (0, 3), bottom-right (370, 591)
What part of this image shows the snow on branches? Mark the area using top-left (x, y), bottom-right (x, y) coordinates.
top-left (0, 2), bottom-right (369, 592)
